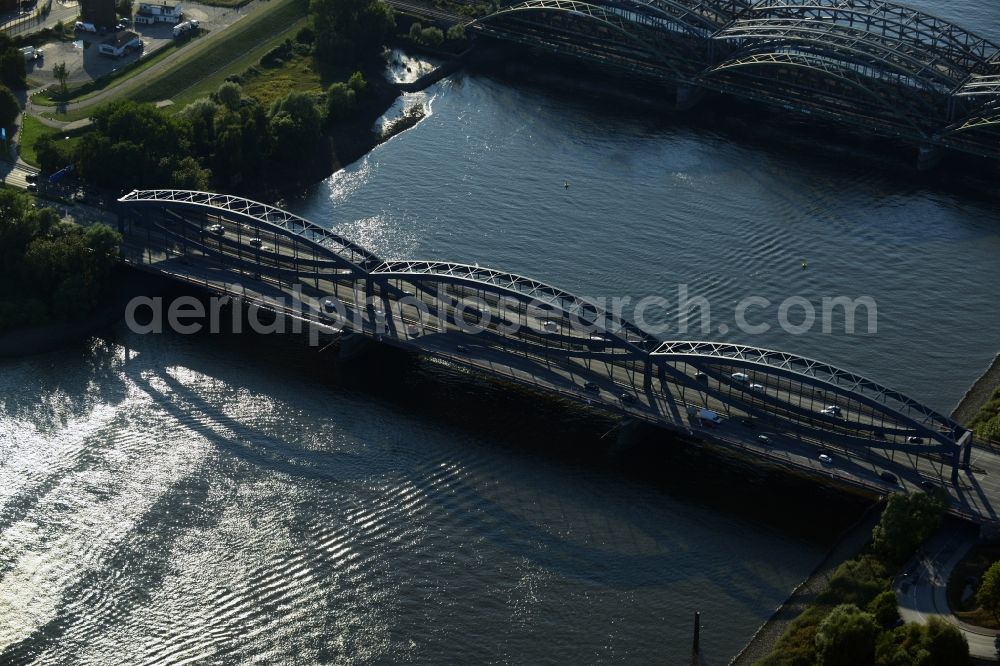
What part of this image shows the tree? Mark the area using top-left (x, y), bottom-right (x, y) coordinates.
top-left (978, 560), bottom-right (1000, 621)
top-left (325, 82), bottom-right (355, 123)
top-left (310, 0), bottom-right (394, 62)
top-left (815, 604), bottom-right (880, 666)
top-left (0, 43), bottom-right (25, 90)
top-left (347, 71), bottom-right (367, 97)
top-left (269, 91), bottom-right (322, 167)
top-left (447, 24), bottom-right (466, 42)
top-left (408, 21), bottom-right (422, 40)
top-left (923, 617), bottom-right (968, 665)
top-left (116, 0), bottom-right (132, 17)
top-left (420, 26), bottom-right (443, 48)
top-left (867, 590), bottom-right (901, 628)
top-left (53, 62), bottom-right (69, 98)
top-left (215, 80), bottom-right (243, 112)
top-left (0, 85), bottom-right (18, 130)
top-left (871, 492), bottom-right (947, 565)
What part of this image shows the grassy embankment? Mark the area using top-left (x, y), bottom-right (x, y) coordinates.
top-left (18, 113), bottom-right (85, 166)
top-left (34, 0), bottom-right (308, 123)
top-left (969, 384), bottom-right (1000, 443)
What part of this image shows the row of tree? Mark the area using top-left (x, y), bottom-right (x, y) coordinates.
top-left (0, 190), bottom-right (121, 334)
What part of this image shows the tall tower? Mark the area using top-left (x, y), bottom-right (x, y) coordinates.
top-left (80, 0), bottom-right (117, 28)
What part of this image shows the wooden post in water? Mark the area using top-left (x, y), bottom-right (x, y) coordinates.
top-left (691, 611), bottom-right (701, 665)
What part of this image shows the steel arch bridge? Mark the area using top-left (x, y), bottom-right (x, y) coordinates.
top-left (116, 189), bottom-right (973, 490)
top-left (469, 0), bottom-right (1000, 158)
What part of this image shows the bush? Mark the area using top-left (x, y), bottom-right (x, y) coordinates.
top-left (419, 26), bottom-right (444, 48)
top-left (977, 560), bottom-right (1000, 621)
top-left (347, 71), bottom-right (367, 97)
top-left (867, 590), bottom-right (901, 628)
top-left (325, 82), bottom-right (356, 123)
top-left (822, 556), bottom-right (889, 607)
top-left (815, 604), bottom-right (880, 666)
top-left (408, 21), bottom-right (422, 40)
top-left (447, 24), bottom-right (466, 42)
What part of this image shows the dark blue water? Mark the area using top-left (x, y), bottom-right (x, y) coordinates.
top-left (1, 2), bottom-right (998, 664)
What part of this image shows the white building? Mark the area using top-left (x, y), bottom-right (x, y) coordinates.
top-left (134, 2), bottom-right (182, 24)
top-left (98, 30), bottom-right (142, 57)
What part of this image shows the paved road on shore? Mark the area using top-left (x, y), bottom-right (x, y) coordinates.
top-left (896, 524), bottom-right (999, 661)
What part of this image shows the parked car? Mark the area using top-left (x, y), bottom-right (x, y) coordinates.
top-left (25, 172), bottom-right (38, 182)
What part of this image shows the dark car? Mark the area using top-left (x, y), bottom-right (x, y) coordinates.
top-left (879, 471), bottom-right (898, 484)
top-left (919, 479), bottom-right (936, 491)
top-left (456, 345), bottom-right (469, 353)
top-left (583, 381), bottom-right (600, 393)
top-left (907, 436), bottom-right (924, 444)
top-left (740, 418), bottom-right (755, 427)
top-left (25, 172), bottom-right (38, 182)
top-left (619, 392), bottom-right (636, 404)
top-left (695, 372), bottom-right (708, 383)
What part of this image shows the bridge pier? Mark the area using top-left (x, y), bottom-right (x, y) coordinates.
top-left (675, 84), bottom-right (706, 112)
top-left (917, 144), bottom-right (943, 171)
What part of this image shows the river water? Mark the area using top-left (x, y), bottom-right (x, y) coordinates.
top-left (3, 2), bottom-right (1000, 664)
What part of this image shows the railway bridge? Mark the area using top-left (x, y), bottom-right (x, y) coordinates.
top-left (115, 190), bottom-right (1000, 523)
top-left (467, 0), bottom-right (1000, 162)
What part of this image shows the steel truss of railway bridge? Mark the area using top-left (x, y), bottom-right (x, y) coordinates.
top-left (116, 190), bottom-right (976, 500)
top-left (468, 0), bottom-right (1000, 160)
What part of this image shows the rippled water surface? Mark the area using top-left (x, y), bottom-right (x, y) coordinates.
top-left (4, 1), bottom-right (1000, 663)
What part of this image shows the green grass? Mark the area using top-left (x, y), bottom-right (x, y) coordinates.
top-left (241, 51), bottom-right (324, 109)
top-left (132, 0), bottom-right (308, 107)
top-left (18, 113), bottom-right (49, 166)
top-left (18, 113), bottom-right (88, 167)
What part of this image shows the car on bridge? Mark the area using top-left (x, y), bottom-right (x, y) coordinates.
top-left (880, 471), bottom-right (898, 484)
top-left (249, 237), bottom-right (263, 248)
top-left (748, 383), bottom-right (764, 391)
top-left (619, 392), bottom-right (635, 404)
top-left (757, 434), bottom-right (771, 445)
top-left (821, 405), bottom-right (843, 418)
top-left (818, 453), bottom-right (834, 465)
top-left (731, 372), bottom-right (750, 383)
top-left (208, 224), bottom-right (225, 235)
top-left (584, 381), bottom-right (600, 393)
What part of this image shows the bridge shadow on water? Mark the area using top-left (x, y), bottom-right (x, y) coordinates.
top-left (112, 291), bottom-right (871, 577)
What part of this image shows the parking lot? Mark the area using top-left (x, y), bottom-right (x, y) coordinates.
top-left (26, 1), bottom-right (259, 90)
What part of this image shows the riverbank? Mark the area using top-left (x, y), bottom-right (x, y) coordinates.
top-left (953, 353), bottom-right (1000, 426)
top-left (729, 500), bottom-right (885, 665)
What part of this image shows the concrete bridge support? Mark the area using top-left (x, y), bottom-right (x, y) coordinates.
top-left (917, 144), bottom-right (944, 171)
top-left (675, 84), bottom-right (706, 112)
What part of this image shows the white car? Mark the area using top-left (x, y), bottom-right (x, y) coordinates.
top-left (821, 405), bottom-right (843, 417)
top-left (748, 383), bottom-right (764, 391)
top-left (249, 237), bottom-right (263, 248)
top-left (818, 453), bottom-right (833, 465)
top-left (731, 372), bottom-right (750, 383)
top-left (208, 224), bottom-right (225, 235)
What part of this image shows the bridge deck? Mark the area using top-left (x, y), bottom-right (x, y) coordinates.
top-left (115, 191), bottom-right (1000, 525)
